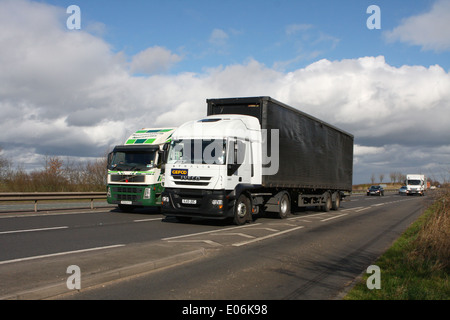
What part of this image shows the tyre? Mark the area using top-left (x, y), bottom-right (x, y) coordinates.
top-left (278, 192), bottom-right (290, 219)
top-left (321, 193), bottom-right (332, 212)
top-left (234, 194), bottom-right (251, 225)
top-left (332, 192), bottom-right (340, 210)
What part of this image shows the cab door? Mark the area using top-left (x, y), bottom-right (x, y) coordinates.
top-left (225, 138), bottom-right (252, 189)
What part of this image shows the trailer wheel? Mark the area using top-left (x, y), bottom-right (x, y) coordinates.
top-left (278, 192), bottom-right (291, 219)
top-left (332, 192), bottom-right (340, 210)
top-left (234, 194), bottom-right (250, 225)
top-left (321, 193), bottom-right (332, 212)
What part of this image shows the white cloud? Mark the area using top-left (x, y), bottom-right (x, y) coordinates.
top-left (1, 0), bottom-right (450, 184)
top-left (209, 28), bottom-right (229, 46)
top-left (354, 145), bottom-right (385, 157)
top-left (384, 0), bottom-right (450, 52)
top-left (129, 46), bottom-right (182, 75)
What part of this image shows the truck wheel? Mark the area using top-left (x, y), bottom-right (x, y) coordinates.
top-left (278, 193), bottom-right (290, 219)
top-left (332, 192), bottom-right (340, 210)
top-left (234, 194), bottom-right (250, 225)
top-left (321, 193), bottom-right (332, 212)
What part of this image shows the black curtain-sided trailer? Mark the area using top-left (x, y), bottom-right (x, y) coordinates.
top-left (207, 96), bottom-right (353, 216)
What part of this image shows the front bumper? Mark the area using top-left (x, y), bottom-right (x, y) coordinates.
top-left (406, 189), bottom-right (424, 195)
top-left (107, 184), bottom-right (162, 207)
top-left (161, 188), bottom-right (234, 219)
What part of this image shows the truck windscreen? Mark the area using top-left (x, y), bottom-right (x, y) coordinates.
top-left (110, 150), bottom-right (157, 171)
top-left (168, 139), bottom-right (226, 165)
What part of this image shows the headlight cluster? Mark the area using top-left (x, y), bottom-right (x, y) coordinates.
top-left (144, 188), bottom-right (151, 199)
top-left (211, 199), bottom-right (223, 209)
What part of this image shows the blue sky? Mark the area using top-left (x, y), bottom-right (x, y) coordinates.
top-left (45, 0), bottom-right (449, 72)
top-left (1, 0), bottom-right (450, 184)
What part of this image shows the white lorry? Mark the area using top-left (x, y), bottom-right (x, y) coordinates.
top-left (405, 174), bottom-right (427, 196)
top-left (107, 128), bottom-right (176, 212)
top-left (161, 97), bottom-right (353, 225)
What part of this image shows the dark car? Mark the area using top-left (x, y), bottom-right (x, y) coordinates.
top-left (367, 185), bottom-right (384, 196)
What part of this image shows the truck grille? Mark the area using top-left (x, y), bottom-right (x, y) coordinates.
top-left (110, 175), bottom-right (145, 183)
top-left (111, 186), bottom-right (142, 201)
top-left (172, 176), bottom-right (211, 186)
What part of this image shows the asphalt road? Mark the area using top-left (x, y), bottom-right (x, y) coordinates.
top-left (0, 192), bottom-right (432, 301)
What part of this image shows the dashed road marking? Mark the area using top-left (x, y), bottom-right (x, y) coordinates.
top-left (321, 213), bottom-right (348, 222)
top-left (167, 240), bottom-right (222, 247)
top-left (0, 226), bottom-right (68, 235)
top-left (232, 226), bottom-right (305, 247)
top-left (161, 223), bottom-right (262, 241)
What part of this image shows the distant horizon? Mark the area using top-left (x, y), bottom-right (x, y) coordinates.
top-left (1, 0), bottom-right (450, 185)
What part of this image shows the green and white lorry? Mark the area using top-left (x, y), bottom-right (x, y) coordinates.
top-left (107, 128), bottom-right (175, 212)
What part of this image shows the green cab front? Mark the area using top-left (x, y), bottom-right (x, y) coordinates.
top-left (106, 128), bottom-right (175, 212)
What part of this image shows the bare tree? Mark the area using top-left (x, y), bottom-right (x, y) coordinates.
top-left (390, 172), bottom-right (397, 183)
top-left (396, 172), bottom-right (405, 184)
top-left (379, 173), bottom-right (385, 184)
top-left (0, 147), bottom-right (11, 180)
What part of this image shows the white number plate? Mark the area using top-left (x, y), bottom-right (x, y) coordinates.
top-left (120, 200), bottom-right (132, 205)
top-left (182, 199), bottom-right (197, 204)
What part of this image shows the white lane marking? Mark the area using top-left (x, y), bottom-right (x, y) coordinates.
top-left (287, 218), bottom-right (312, 222)
top-left (167, 240), bottom-right (222, 247)
top-left (0, 244), bottom-right (125, 265)
top-left (372, 203), bottom-right (384, 207)
top-left (348, 206), bottom-right (365, 211)
top-left (211, 233), bottom-right (256, 239)
top-left (250, 227), bottom-right (280, 232)
top-left (133, 218), bottom-right (162, 222)
top-left (161, 223), bottom-right (262, 241)
top-left (320, 213), bottom-right (348, 222)
top-left (0, 226), bottom-right (68, 235)
top-left (232, 226), bottom-right (304, 247)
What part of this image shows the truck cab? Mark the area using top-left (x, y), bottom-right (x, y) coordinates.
top-left (405, 174), bottom-right (426, 196)
top-left (107, 128), bottom-right (175, 212)
top-left (161, 115), bottom-right (261, 222)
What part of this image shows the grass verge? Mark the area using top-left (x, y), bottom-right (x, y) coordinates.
top-left (345, 190), bottom-right (450, 300)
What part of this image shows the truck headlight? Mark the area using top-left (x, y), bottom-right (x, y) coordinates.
top-left (211, 199), bottom-right (223, 209)
top-left (162, 196), bottom-right (169, 203)
top-left (144, 188), bottom-right (151, 199)
top-left (107, 187), bottom-right (111, 198)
